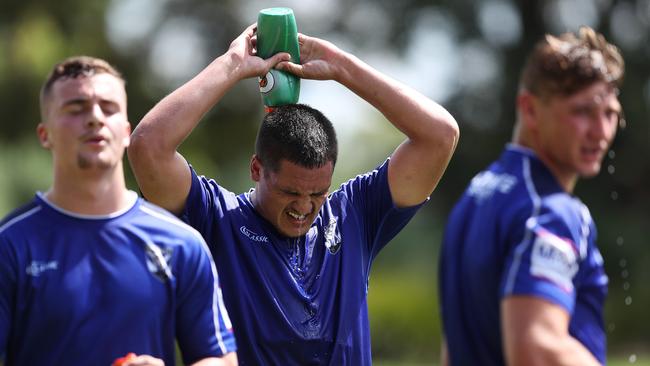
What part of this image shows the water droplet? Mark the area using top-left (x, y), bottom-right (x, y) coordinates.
top-left (629, 354), bottom-right (637, 363)
top-left (619, 259), bottom-right (627, 267)
top-left (625, 296), bottom-right (632, 305)
top-left (621, 269), bottom-right (629, 279)
top-left (608, 322), bottom-right (616, 332)
top-left (611, 191), bottom-right (618, 200)
top-left (623, 282), bottom-right (630, 291)
top-left (608, 150), bottom-right (616, 159)
top-left (608, 165), bottom-right (616, 174)
top-left (616, 237), bottom-right (624, 246)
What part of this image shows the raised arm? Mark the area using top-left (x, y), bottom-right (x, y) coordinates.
top-left (277, 34), bottom-right (459, 207)
top-left (128, 24), bottom-right (289, 214)
top-left (502, 296), bottom-right (602, 366)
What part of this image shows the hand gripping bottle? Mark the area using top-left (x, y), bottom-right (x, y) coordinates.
top-left (257, 7), bottom-right (300, 112)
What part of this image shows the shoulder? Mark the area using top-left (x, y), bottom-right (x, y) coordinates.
top-left (539, 193), bottom-right (590, 228)
top-left (333, 159), bottom-right (390, 195)
top-left (135, 199), bottom-right (206, 243)
top-left (0, 198), bottom-right (42, 236)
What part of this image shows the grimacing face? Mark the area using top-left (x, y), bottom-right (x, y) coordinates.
top-left (532, 81), bottom-right (621, 184)
top-left (251, 157), bottom-right (333, 238)
top-left (37, 73), bottom-right (130, 172)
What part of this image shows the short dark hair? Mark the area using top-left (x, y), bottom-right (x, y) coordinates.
top-left (40, 56), bottom-right (124, 118)
top-left (255, 104), bottom-right (338, 173)
top-left (520, 26), bottom-right (624, 99)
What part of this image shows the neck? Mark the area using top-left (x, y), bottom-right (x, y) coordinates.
top-left (512, 137), bottom-right (577, 193)
top-left (46, 164), bottom-right (131, 215)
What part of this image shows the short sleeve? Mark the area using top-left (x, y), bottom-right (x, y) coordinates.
top-left (336, 159), bottom-right (426, 259)
top-left (500, 199), bottom-right (587, 313)
top-left (175, 232), bottom-right (236, 362)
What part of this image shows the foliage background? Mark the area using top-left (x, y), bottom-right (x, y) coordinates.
top-left (1, 0), bottom-right (648, 363)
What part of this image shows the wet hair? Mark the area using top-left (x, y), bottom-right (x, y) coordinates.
top-left (255, 104), bottom-right (338, 173)
top-left (520, 26), bottom-right (624, 98)
top-left (39, 56), bottom-right (124, 118)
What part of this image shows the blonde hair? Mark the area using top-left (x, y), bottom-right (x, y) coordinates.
top-left (519, 27), bottom-right (624, 99)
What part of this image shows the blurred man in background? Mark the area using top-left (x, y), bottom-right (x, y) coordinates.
top-left (0, 56), bottom-right (237, 366)
top-left (439, 27), bottom-right (623, 366)
top-left (128, 23), bottom-right (458, 365)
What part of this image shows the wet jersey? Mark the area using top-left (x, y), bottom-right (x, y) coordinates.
top-left (183, 159), bottom-right (424, 365)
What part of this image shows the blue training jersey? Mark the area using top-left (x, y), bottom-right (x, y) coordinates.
top-left (0, 191), bottom-right (236, 366)
top-left (182, 159), bottom-right (424, 366)
top-left (440, 145), bottom-right (608, 365)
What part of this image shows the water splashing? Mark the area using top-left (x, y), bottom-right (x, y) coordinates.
top-left (608, 150), bottom-right (616, 159)
top-left (628, 354), bottom-right (637, 363)
top-left (607, 165), bottom-right (616, 174)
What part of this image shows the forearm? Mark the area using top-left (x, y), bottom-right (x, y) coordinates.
top-left (335, 52), bottom-right (458, 149)
top-left (131, 53), bottom-right (241, 157)
top-left (335, 52), bottom-right (458, 205)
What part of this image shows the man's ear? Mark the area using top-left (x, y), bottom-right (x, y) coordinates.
top-left (123, 120), bottom-right (132, 147)
top-left (516, 91), bottom-right (538, 130)
top-left (36, 123), bottom-right (51, 149)
top-left (250, 155), bottom-right (262, 182)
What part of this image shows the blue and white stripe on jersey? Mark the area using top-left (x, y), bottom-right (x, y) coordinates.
top-left (440, 145), bottom-right (608, 366)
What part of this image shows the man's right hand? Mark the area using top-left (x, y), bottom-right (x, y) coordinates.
top-left (226, 23), bottom-right (292, 82)
top-left (128, 24), bottom-right (289, 215)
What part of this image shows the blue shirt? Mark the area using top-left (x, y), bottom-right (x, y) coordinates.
top-left (0, 192), bottom-right (236, 366)
top-left (440, 145), bottom-right (608, 365)
top-left (182, 159), bottom-right (424, 365)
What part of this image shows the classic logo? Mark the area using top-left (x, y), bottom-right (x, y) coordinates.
top-left (468, 171), bottom-right (517, 203)
top-left (240, 226), bottom-right (269, 243)
top-left (324, 218), bottom-right (342, 255)
top-left (144, 244), bottom-right (173, 282)
top-left (26, 260), bottom-right (58, 276)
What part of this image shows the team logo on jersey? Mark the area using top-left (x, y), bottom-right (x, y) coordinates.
top-left (240, 226), bottom-right (269, 243)
top-left (324, 218), bottom-right (341, 255)
top-left (530, 230), bottom-right (579, 292)
top-left (468, 171), bottom-right (517, 203)
top-left (144, 244), bottom-right (174, 282)
top-left (25, 260), bottom-right (58, 276)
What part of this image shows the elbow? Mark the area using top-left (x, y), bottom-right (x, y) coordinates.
top-left (434, 114), bottom-right (460, 158)
top-left (127, 125), bottom-right (160, 170)
top-left (445, 116), bottom-right (460, 152)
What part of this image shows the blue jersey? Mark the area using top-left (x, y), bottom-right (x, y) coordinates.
top-left (182, 159), bottom-right (423, 365)
top-left (0, 192), bottom-right (236, 366)
top-left (440, 145), bottom-right (608, 365)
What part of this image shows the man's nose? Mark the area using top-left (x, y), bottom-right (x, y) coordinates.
top-left (293, 196), bottom-right (312, 214)
top-left (86, 104), bottom-right (105, 128)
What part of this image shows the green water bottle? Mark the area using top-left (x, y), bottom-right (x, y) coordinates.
top-left (257, 7), bottom-right (300, 111)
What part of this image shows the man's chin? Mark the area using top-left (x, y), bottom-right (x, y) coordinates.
top-left (579, 165), bottom-right (603, 178)
top-left (77, 155), bottom-right (117, 170)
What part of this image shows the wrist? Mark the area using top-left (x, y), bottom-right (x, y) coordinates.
top-left (221, 51), bottom-right (248, 81)
top-left (332, 50), bottom-right (357, 85)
